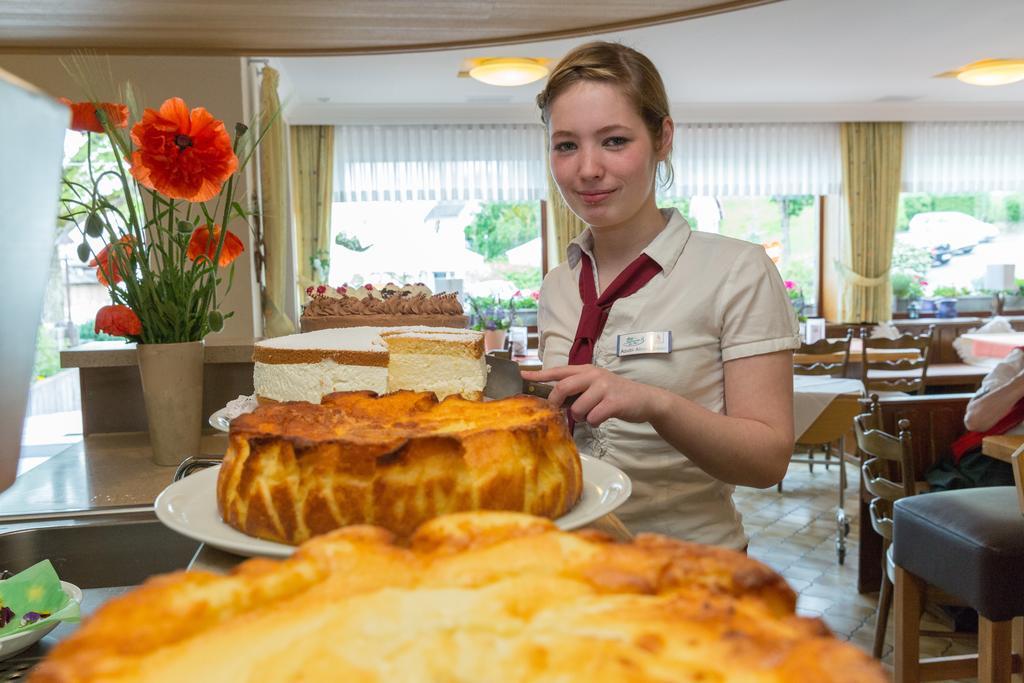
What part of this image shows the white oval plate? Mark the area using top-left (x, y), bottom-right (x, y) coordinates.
top-left (154, 455), bottom-right (630, 558)
top-left (0, 581), bottom-right (82, 661)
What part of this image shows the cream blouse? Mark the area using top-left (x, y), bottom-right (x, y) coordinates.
top-left (538, 209), bottom-right (800, 549)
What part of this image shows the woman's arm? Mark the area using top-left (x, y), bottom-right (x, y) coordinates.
top-left (964, 352), bottom-right (1024, 432)
top-left (521, 350), bottom-right (794, 488)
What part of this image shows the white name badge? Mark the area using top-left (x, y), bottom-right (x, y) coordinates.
top-left (616, 331), bottom-right (672, 357)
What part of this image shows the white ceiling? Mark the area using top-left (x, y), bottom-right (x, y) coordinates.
top-left (274, 0), bottom-right (1024, 125)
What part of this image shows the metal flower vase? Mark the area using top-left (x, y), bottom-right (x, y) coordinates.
top-left (137, 340), bottom-right (204, 467)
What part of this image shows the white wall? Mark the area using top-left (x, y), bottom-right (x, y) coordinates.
top-left (1, 54), bottom-right (262, 341)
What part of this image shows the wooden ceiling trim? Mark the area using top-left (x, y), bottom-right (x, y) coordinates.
top-left (0, 0), bottom-right (783, 56)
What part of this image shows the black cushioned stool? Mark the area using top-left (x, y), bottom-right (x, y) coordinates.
top-left (893, 487), bottom-right (1024, 682)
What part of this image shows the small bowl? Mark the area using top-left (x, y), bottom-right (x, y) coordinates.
top-left (0, 581), bottom-right (82, 661)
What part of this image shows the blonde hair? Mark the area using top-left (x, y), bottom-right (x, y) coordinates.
top-left (537, 41), bottom-right (674, 188)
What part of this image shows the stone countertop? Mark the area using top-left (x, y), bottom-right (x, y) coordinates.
top-left (60, 338), bottom-right (258, 368)
top-left (0, 432), bottom-right (228, 520)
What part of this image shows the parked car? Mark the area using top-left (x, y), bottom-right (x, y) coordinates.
top-left (908, 211), bottom-right (999, 253)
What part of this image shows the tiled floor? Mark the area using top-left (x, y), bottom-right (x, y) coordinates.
top-left (735, 456), bottom-right (978, 679)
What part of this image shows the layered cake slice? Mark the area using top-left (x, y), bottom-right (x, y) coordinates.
top-left (383, 330), bottom-right (486, 400)
top-left (253, 326), bottom-right (486, 403)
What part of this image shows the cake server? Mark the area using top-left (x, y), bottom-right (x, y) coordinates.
top-left (484, 355), bottom-right (577, 404)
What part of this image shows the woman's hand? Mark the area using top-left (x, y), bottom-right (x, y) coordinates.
top-left (520, 365), bottom-right (668, 426)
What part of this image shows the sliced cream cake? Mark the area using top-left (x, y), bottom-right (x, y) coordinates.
top-left (253, 326), bottom-right (486, 403)
top-left (383, 330), bottom-right (486, 400)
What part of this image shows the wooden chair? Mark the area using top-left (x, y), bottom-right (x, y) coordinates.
top-left (883, 432), bottom-right (1024, 681)
top-left (856, 395), bottom-right (922, 658)
top-left (855, 395), bottom-right (973, 661)
top-left (794, 329), bottom-right (854, 378)
top-left (789, 329), bottom-right (855, 476)
top-left (860, 325), bottom-right (935, 396)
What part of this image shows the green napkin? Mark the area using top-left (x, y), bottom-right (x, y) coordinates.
top-left (0, 560), bottom-right (80, 638)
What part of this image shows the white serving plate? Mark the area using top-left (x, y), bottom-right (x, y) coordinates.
top-left (155, 455), bottom-right (630, 558)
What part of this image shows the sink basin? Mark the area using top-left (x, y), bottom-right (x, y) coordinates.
top-left (0, 512), bottom-right (200, 589)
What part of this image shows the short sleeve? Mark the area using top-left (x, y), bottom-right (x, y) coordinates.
top-left (979, 348), bottom-right (1024, 395)
top-left (716, 246), bottom-right (800, 362)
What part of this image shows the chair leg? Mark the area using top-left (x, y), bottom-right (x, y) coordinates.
top-left (808, 447), bottom-right (815, 473)
top-left (894, 565), bottom-right (923, 683)
top-left (1012, 617), bottom-right (1023, 683)
top-left (1011, 618), bottom-right (1019, 683)
top-left (979, 616), bottom-right (1013, 683)
top-left (873, 573), bottom-right (893, 659)
top-left (824, 441), bottom-right (832, 470)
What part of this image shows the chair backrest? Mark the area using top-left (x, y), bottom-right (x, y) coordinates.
top-left (794, 329), bottom-right (854, 377)
top-left (860, 325), bottom-right (935, 395)
top-left (1012, 443), bottom-right (1024, 517)
top-left (854, 394), bottom-right (916, 544)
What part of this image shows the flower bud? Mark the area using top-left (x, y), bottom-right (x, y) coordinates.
top-left (85, 212), bottom-right (104, 238)
top-left (178, 220), bottom-right (194, 234)
top-left (76, 242), bottom-right (91, 263)
top-left (208, 310), bottom-right (224, 332)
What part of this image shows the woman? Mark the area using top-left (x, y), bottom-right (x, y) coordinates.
top-left (521, 42), bottom-right (799, 550)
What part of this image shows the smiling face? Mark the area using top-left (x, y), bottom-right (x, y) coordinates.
top-left (547, 81), bottom-right (672, 233)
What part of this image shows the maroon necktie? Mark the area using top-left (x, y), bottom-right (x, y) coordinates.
top-left (565, 251), bottom-right (662, 430)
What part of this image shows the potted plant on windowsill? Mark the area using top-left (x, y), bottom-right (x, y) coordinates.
top-left (509, 289), bottom-right (540, 327)
top-left (998, 281), bottom-right (1024, 312)
top-left (957, 288), bottom-right (996, 313)
top-left (891, 272), bottom-right (927, 315)
top-left (467, 295), bottom-right (512, 351)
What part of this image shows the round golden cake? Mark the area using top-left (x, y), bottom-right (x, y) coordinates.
top-left (217, 391), bottom-right (583, 544)
top-left (30, 512), bottom-right (885, 683)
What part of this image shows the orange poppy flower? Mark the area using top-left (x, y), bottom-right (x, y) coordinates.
top-left (95, 305), bottom-right (142, 337)
top-left (58, 98), bottom-right (129, 133)
top-left (129, 97), bottom-right (238, 203)
top-left (186, 224), bottom-right (244, 267)
top-left (89, 236), bottom-right (134, 286)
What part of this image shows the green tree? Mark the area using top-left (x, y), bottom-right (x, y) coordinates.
top-left (464, 202), bottom-right (539, 262)
top-left (657, 198), bottom-right (695, 226)
top-left (769, 195), bottom-right (814, 260)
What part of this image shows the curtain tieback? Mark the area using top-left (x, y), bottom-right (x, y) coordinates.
top-left (834, 260), bottom-right (890, 288)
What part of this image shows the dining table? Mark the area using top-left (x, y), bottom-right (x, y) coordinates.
top-left (959, 332), bottom-right (1024, 360)
top-left (981, 433), bottom-right (1024, 463)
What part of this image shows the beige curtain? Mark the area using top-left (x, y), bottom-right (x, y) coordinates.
top-left (290, 126), bottom-right (335, 292)
top-left (839, 122), bottom-right (903, 323)
top-left (258, 66), bottom-right (295, 337)
top-left (547, 167), bottom-right (587, 265)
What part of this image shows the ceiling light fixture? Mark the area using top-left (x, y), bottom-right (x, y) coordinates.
top-left (936, 59), bottom-right (1024, 86)
top-left (466, 58), bottom-right (550, 87)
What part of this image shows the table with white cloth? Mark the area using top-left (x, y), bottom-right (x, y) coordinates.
top-left (794, 375), bottom-right (865, 442)
top-left (959, 332), bottom-right (1024, 360)
top-left (791, 375), bottom-right (865, 564)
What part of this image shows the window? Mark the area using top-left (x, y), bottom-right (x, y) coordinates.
top-left (661, 195), bottom-right (821, 316)
top-left (892, 191), bottom-right (1024, 300)
top-left (328, 199), bottom-right (542, 299)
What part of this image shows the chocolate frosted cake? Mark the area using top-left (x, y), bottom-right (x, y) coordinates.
top-left (300, 282), bottom-right (468, 332)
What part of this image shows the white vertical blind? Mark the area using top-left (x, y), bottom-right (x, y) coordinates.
top-left (665, 123), bottom-right (842, 197)
top-left (902, 122), bottom-right (1024, 193)
top-left (333, 124), bottom-right (548, 202)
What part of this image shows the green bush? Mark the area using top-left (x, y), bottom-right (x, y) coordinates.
top-left (891, 242), bottom-right (931, 278)
top-left (902, 194), bottom-right (933, 226)
top-left (33, 325), bottom-right (61, 380)
top-left (1006, 197), bottom-right (1021, 223)
top-left (78, 320), bottom-right (118, 342)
